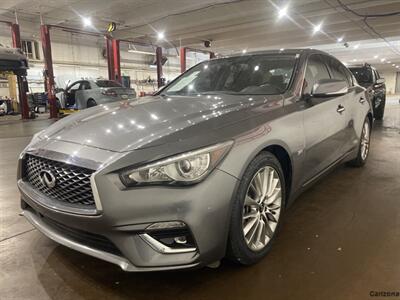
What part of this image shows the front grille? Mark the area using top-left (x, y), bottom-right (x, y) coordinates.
top-left (24, 154), bottom-right (96, 208)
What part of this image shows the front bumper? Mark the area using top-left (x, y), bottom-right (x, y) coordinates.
top-left (18, 165), bottom-right (238, 271)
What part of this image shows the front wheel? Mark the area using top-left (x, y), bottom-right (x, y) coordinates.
top-left (348, 117), bottom-right (371, 167)
top-left (87, 99), bottom-right (97, 108)
top-left (227, 152), bottom-right (285, 265)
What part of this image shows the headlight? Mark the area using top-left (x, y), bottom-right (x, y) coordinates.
top-left (120, 141), bottom-right (233, 186)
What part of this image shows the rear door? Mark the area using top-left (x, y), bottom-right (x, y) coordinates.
top-left (75, 81), bottom-right (91, 109)
top-left (325, 57), bottom-right (360, 154)
top-left (301, 54), bottom-right (347, 182)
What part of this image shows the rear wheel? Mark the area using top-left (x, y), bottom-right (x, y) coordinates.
top-left (348, 117), bottom-right (371, 167)
top-left (227, 152), bottom-right (285, 265)
top-left (87, 99), bottom-right (97, 108)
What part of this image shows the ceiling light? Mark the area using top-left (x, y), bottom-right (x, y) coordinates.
top-left (278, 6), bottom-right (288, 19)
top-left (392, 64), bottom-right (395, 66)
top-left (254, 65), bottom-right (260, 71)
top-left (374, 55), bottom-right (378, 59)
top-left (280, 48), bottom-right (284, 51)
top-left (82, 17), bottom-right (92, 27)
top-left (352, 58), bottom-right (357, 62)
top-left (353, 44), bottom-right (359, 49)
top-left (157, 32), bottom-right (165, 40)
top-left (242, 49), bottom-right (247, 54)
top-left (396, 66), bottom-right (399, 68)
top-left (313, 23), bottom-right (322, 34)
top-left (337, 37), bottom-right (343, 42)
top-left (381, 58), bottom-right (386, 62)
top-left (387, 61), bottom-right (391, 63)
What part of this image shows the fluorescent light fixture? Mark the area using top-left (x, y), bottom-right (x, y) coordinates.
top-left (278, 6), bottom-right (288, 19)
top-left (128, 49), bottom-right (156, 55)
top-left (82, 17), bottom-right (92, 27)
top-left (337, 37), bottom-right (343, 42)
top-left (313, 23), bottom-right (322, 34)
top-left (157, 32), bottom-right (165, 40)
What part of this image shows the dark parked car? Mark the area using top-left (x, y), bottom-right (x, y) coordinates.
top-left (0, 45), bottom-right (28, 76)
top-left (349, 63), bottom-right (386, 120)
top-left (18, 49), bottom-right (372, 272)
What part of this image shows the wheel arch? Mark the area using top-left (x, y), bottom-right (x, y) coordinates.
top-left (234, 141), bottom-right (293, 206)
top-left (261, 144), bottom-right (293, 205)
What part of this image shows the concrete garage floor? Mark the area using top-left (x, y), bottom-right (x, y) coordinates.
top-left (1, 97), bottom-right (399, 300)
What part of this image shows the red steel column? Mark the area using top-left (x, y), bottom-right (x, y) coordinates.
top-left (106, 36), bottom-right (114, 80)
top-left (209, 52), bottom-right (215, 59)
top-left (106, 37), bottom-right (121, 82)
top-left (11, 23), bottom-right (29, 119)
top-left (40, 25), bottom-right (58, 118)
top-left (156, 46), bottom-right (163, 88)
top-left (180, 47), bottom-right (186, 73)
top-left (112, 39), bottom-right (121, 82)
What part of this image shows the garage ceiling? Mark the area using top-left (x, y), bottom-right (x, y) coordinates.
top-left (1, 0), bottom-right (400, 68)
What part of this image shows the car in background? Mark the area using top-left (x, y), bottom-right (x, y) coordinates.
top-left (56, 79), bottom-right (136, 110)
top-left (0, 45), bottom-right (28, 76)
top-left (18, 49), bottom-right (373, 272)
top-left (349, 63), bottom-right (386, 120)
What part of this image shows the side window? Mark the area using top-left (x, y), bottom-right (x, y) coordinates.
top-left (68, 82), bottom-right (80, 91)
top-left (326, 57), bottom-right (349, 86)
top-left (303, 55), bottom-right (331, 95)
top-left (80, 81), bottom-right (91, 90)
top-left (344, 68), bottom-right (354, 86)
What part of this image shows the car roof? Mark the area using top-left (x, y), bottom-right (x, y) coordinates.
top-left (213, 48), bottom-right (331, 59)
top-left (348, 63), bottom-right (376, 70)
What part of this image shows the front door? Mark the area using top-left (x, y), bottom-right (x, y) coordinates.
top-left (300, 54), bottom-right (347, 182)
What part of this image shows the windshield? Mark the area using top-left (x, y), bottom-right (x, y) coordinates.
top-left (162, 54), bottom-right (297, 96)
top-left (349, 67), bottom-right (373, 84)
top-left (95, 80), bottom-right (122, 88)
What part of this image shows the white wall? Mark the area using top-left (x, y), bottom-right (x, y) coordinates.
top-left (376, 68), bottom-right (398, 95)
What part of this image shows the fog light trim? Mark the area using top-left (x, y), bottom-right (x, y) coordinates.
top-left (139, 233), bottom-right (197, 254)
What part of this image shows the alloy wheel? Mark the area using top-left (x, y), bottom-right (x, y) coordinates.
top-left (242, 166), bottom-right (282, 251)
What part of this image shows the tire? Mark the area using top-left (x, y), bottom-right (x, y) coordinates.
top-left (227, 151), bottom-right (286, 265)
top-left (374, 97), bottom-right (385, 120)
top-left (347, 117), bottom-right (371, 167)
top-left (87, 99), bottom-right (97, 108)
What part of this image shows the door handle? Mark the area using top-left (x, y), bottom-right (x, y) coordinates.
top-left (337, 105), bottom-right (345, 113)
top-left (359, 97), bottom-right (366, 104)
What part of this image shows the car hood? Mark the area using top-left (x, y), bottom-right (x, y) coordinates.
top-left (37, 94), bottom-right (270, 152)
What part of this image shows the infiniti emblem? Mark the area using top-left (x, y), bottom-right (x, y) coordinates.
top-left (39, 170), bottom-right (57, 188)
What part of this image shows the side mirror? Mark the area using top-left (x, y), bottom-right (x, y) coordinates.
top-left (312, 79), bottom-right (348, 97)
top-left (376, 78), bottom-right (385, 84)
